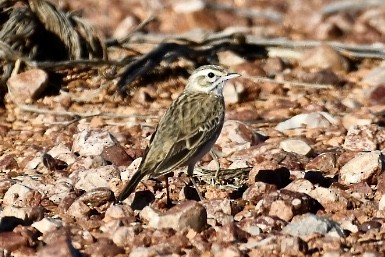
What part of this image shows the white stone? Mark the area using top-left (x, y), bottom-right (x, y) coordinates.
top-left (240, 236), bottom-right (275, 251)
top-left (223, 82), bottom-right (242, 104)
top-left (362, 65), bottom-right (385, 86)
top-left (241, 225), bottom-right (262, 236)
top-left (323, 251), bottom-right (344, 257)
top-left (104, 204), bottom-right (133, 222)
top-left (282, 213), bottom-right (344, 238)
top-left (341, 98), bottom-right (362, 109)
top-left (119, 157), bottom-right (142, 182)
top-left (140, 200), bottom-right (207, 231)
top-left (66, 200), bottom-right (90, 219)
top-left (228, 159), bottom-right (249, 169)
top-left (112, 226), bottom-right (136, 247)
top-left (343, 125), bottom-right (383, 151)
top-left (1, 206), bottom-right (29, 220)
top-left (284, 179), bottom-right (314, 194)
top-left (341, 114), bottom-right (372, 130)
top-left (74, 165), bottom-right (120, 191)
top-left (24, 152), bottom-right (44, 170)
top-left (48, 143), bottom-right (77, 165)
top-left (48, 178), bottom-right (74, 204)
top-left (379, 194), bottom-right (385, 211)
top-left (280, 139), bottom-right (313, 156)
top-left (72, 129), bottom-right (118, 156)
top-left (300, 44), bottom-right (349, 72)
top-left (32, 217), bottom-right (62, 233)
top-left (339, 151), bottom-right (381, 185)
top-left (340, 220), bottom-right (358, 233)
top-left (113, 16), bottom-right (138, 39)
top-left (173, 0), bottom-right (205, 13)
top-left (276, 112), bottom-right (337, 132)
top-left (308, 187), bottom-right (342, 207)
top-left (362, 252), bottom-right (380, 257)
top-left (129, 247), bottom-right (157, 257)
top-left (218, 51), bottom-right (247, 66)
top-left (215, 120), bottom-right (254, 156)
top-left (3, 184), bottom-right (32, 206)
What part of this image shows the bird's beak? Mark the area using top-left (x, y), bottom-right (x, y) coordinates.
top-left (224, 72), bottom-right (241, 80)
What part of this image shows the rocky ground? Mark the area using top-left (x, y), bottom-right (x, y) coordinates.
top-left (2, 0), bottom-right (385, 256)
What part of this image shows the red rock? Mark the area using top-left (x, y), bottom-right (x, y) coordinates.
top-left (239, 215), bottom-right (287, 234)
top-left (0, 231), bottom-right (29, 251)
top-left (263, 57), bottom-right (285, 75)
top-left (37, 238), bottom-right (81, 257)
top-left (301, 44), bottom-right (350, 72)
top-left (305, 152), bottom-right (338, 176)
top-left (370, 84), bottom-right (385, 105)
top-left (140, 200), bottom-right (207, 232)
top-left (0, 180), bottom-right (14, 198)
top-left (343, 124), bottom-right (385, 151)
top-left (202, 199), bottom-right (233, 225)
top-left (0, 154), bottom-right (19, 170)
top-left (101, 145), bottom-right (134, 166)
top-left (339, 151), bottom-right (382, 185)
top-left (7, 69), bottom-right (49, 103)
top-left (258, 190), bottom-right (322, 220)
top-left (84, 238), bottom-right (124, 257)
top-left (298, 69), bottom-right (342, 86)
top-left (213, 223), bottom-right (250, 243)
top-left (242, 182), bottom-right (277, 204)
top-left (279, 235), bottom-right (308, 256)
top-left (211, 241), bottom-right (242, 257)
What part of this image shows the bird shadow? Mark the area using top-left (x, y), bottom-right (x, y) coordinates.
top-left (254, 167), bottom-right (292, 188)
top-left (183, 185), bottom-right (202, 201)
top-left (131, 190), bottom-right (155, 210)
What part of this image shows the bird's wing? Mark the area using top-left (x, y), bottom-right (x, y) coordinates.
top-left (140, 92), bottom-right (224, 178)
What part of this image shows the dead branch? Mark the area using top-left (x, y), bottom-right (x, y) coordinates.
top-left (122, 31), bottom-right (385, 59)
top-left (194, 166), bottom-right (252, 188)
top-left (106, 14), bottom-right (157, 47)
top-left (28, 59), bottom-right (125, 70)
top-left (242, 74), bottom-right (334, 90)
top-left (117, 33), bottom-right (268, 94)
top-left (16, 103), bottom-right (158, 120)
top-left (322, 0), bottom-right (385, 15)
top-left (206, 2), bottom-right (282, 22)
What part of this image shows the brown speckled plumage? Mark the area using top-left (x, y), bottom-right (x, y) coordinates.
top-left (117, 65), bottom-right (239, 202)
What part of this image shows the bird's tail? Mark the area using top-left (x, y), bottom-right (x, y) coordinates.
top-left (116, 170), bottom-right (146, 202)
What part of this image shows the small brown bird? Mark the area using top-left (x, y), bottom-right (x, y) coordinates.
top-left (116, 65), bottom-right (240, 202)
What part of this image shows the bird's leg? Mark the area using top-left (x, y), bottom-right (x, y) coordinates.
top-left (188, 165), bottom-right (204, 201)
top-left (210, 149), bottom-right (221, 183)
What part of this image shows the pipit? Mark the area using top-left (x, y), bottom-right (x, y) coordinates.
top-left (116, 65), bottom-right (240, 202)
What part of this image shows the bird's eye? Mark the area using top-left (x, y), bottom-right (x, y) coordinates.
top-left (207, 72), bottom-right (215, 78)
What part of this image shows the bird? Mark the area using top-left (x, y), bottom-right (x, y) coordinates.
top-left (116, 65), bottom-right (240, 203)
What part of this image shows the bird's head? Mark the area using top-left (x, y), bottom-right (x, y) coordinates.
top-left (185, 65), bottom-right (240, 95)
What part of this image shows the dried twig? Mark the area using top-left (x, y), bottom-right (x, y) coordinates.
top-left (194, 166), bottom-right (252, 189)
top-left (28, 59), bottom-right (125, 70)
top-left (106, 14), bottom-right (157, 47)
top-left (117, 34), bottom-right (267, 94)
top-left (206, 2), bottom-right (282, 22)
top-left (123, 31), bottom-right (385, 59)
top-left (242, 74), bottom-right (334, 90)
top-left (246, 37), bottom-right (385, 59)
top-left (322, 0), bottom-right (385, 15)
top-left (16, 103), bottom-right (158, 120)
